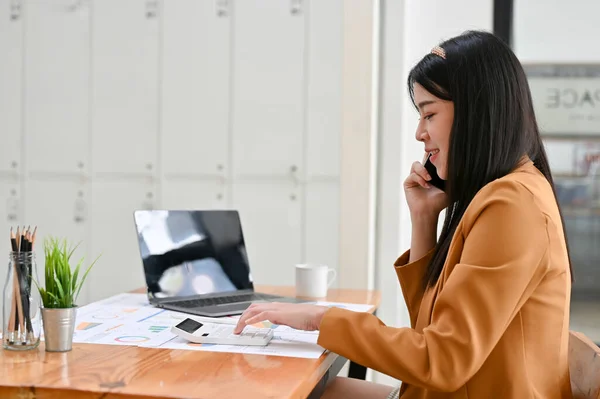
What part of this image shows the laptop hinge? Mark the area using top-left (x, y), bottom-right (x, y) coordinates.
top-left (153, 289), bottom-right (256, 305)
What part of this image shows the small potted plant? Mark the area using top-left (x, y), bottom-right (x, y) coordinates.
top-left (36, 237), bottom-right (99, 352)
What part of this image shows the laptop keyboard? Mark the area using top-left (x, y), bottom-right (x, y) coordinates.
top-left (173, 293), bottom-right (280, 308)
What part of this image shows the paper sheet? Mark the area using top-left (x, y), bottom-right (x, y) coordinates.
top-left (67, 293), bottom-right (373, 358)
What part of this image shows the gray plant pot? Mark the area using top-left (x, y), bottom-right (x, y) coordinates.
top-left (41, 307), bottom-right (77, 352)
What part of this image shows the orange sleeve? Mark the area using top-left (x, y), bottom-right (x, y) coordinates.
top-left (316, 181), bottom-right (550, 391)
top-left (393, 249), bottom-right (433, 328)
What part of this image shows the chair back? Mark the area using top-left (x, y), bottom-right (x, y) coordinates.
top-left (570, 331), bottom-right (600, 399)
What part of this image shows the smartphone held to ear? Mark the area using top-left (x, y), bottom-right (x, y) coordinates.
top-left (424, 153), bottom-right (446, 192)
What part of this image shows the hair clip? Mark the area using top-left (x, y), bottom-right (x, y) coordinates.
top-left (431, 46), bottom-right (446, 59)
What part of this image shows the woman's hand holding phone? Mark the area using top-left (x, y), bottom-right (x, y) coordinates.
top-left (404, 153), bottom-right (449, 262)
top-left (404, 153), bottom-right (448, 220)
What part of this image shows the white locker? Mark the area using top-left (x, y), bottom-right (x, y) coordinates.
top-left (24, 179), bottom-right (90, 304)
top-left (232, 182), bottom-right (302, 286)
top-left (304, 181), bottom-right (340, 288)
top-left (0, 180), bottom-right (23, 298)
top-left (0, 180), bottom-right (21, 321)
top-left (88, 180), bottom-right (154, 302)
top-left (306, 0), bottom-right (342, 178)
top-left (0, 0), bottom-right (23, 173)
top-left (91, 0), bottom-right (159, 175)
top-left (161, 0), bottom-right (230, 177)
top-left (24, 0), bottom-right (90, 174)
top-left (162, 179), bottom-right (229, 210)
top-left (232, 0), bottom-right (305, 178)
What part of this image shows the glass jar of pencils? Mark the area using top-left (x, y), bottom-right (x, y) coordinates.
top-left (3, 251), bottom-right (41, 350)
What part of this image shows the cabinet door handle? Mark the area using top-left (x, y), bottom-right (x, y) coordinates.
top-left (6, 192), bottom-right (19, 222)
top-left (65, 0), bottom-right (83, 12)
top-left (145, 0), bottom-right (158, 18)
top-left (74, 197), bottom-right (87, 223)
top-left (143, 192), bottom-right (154, 210)
top-left (216, 0), bottom-right (228, 17)
top-left (289, 165), bottom-right (302, 186)
top-left (10, 0), bottom-right (21, 20)
top-left (290, 0), bottom-right (302, 15)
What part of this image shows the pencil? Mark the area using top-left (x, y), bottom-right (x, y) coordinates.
top-left (19, 226), bottom-right (25, 252)
top-left (24, 229), bottom-right (33, 334)
top-left (10, 228), bottom-right (18, 253)
top-left (31, 226), bottom-right (37, 249)
top-left (23, 227), bottom-right (33, 335)
top-left (7, 229), bottom-right (17, 339)
top-left (15, 226), bottom-right (20, 249)
top-left (25, 230), bottom-right (30, 252)
top-left (14, 227), bottom-right (24, 337)
top-left (14, 274), bottom-right (24, 338)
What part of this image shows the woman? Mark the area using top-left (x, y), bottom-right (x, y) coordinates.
top-left (234, 31), bottom-right (574, 398)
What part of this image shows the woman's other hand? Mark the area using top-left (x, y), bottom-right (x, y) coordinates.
top-left (233, 302), bottom-right (329, 334)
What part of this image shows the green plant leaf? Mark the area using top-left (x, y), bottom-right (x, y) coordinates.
top-left (74, 254), bottom-right (100, 302)
top-left (53, 274), bottom-right (66, 305)
top-left (45, 291), bottom-right (60, 306)
top-left (72, 258), bottom-right (81, 293)
top-left (67, 241), bottom-right (81, 261)
top-left (35, 236), bottom-right (100, 309)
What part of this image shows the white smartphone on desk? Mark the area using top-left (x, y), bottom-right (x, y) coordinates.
top-left (171, 318), bottom-right (274, 346)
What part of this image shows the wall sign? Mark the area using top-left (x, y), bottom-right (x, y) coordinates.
top-left (523, 64), bottom-right (600, 137)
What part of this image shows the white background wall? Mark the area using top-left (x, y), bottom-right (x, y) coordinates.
top-left (513, 0), bottom-right (600, 176)
top-left (514, 0), bottom-right (600, 63)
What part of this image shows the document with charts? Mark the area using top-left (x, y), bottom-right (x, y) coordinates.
top-left (62, 293), bottom-right (374, 359)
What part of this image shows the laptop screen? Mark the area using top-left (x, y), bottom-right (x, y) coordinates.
top-left (133, 210), bottom-right (254, 301)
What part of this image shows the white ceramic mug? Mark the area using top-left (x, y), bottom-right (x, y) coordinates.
top-left (295, 264), bottom-right (337, 298)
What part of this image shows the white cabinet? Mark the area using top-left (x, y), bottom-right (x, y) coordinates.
top-left (24, 0), bottom-right (89, 174)
top-left (91, 0), bottom-right (159, 175)
top-left (302, 1), bottom-right (342, 287)
top-left (232, 182), bottom-right (302, 286)
top-left (24, 179), bottom-right (90, 303)
top-left (0, 180), bottom-right (21, 228)
top-left (161, 0), bottom-right (230, 177)
top-left (0, 180), bottom-right (22, 298)
top-left (0, 0), bottom-right (23, 173)
top-left (0, 180), bottom-right (21, 318)
top-left (162, 179), bottom-right (229, 210)
top-left (12, 0), bottom-right (345, 306)
top-left (88, 180), bottom-right (155, 302)
top-left (232, 0), bottom-right (305, 178)
top-left (305, 181), bottom-right (340, 288)
top-left (306, 0), bottom-right (342, 178)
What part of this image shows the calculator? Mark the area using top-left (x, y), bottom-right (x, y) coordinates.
top-left (171, 318), bottom-right (274, 346)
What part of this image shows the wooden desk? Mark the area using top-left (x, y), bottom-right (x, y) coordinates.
top-left (0, 286), bottom-right (380, 399)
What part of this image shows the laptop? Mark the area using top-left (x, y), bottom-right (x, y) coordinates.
top-left (133, 209), bottom-right (306, 317)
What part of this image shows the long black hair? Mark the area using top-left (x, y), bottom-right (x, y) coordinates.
top-left (407, 30), bottom-right (573, 289)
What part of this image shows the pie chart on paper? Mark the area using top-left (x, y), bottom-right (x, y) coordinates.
top-left (115, 336), bottom-right (150, 343)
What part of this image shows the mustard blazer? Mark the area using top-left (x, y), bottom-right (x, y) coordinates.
top-left (317, 160), bottom-right (573, 398)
